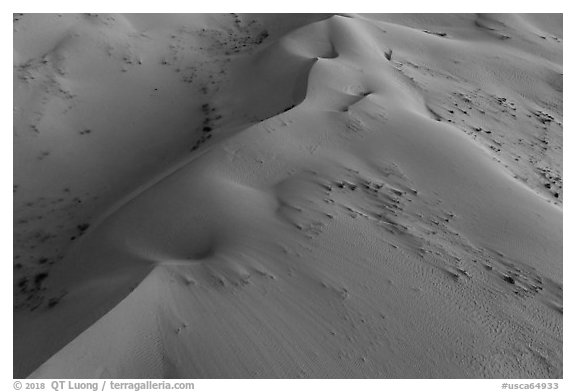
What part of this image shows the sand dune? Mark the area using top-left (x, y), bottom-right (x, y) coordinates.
top-left (13, 13), bottom-right (562, 378)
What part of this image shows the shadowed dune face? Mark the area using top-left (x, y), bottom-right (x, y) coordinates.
top-left (14, 13), bottom-right (562, 379)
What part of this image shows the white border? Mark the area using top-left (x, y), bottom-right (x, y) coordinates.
top-left (4, 3), bottom-right (572, 391)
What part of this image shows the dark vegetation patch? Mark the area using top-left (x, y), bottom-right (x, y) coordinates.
top-left (384, 49), bottom-right (393, 61)
top-left (14, 184), bottom-right (98, 311)
top-left (423, 30), bottom-right (447, 37)
top-left (34, 272), bottom-right (48, 286)
top-left (191, 103), bottom-right (221, 151)
top-left (47, 297), bottom-right (60, 308)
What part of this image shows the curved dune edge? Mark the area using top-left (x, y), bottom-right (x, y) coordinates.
top-left (15, 14), bottom-right (562, 378)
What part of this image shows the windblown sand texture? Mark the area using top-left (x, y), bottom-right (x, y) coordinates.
top-left (13, 13), bottom-right (562, 378)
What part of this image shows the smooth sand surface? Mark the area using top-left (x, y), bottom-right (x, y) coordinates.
top-left (14, 13), bottom-right (562, 378)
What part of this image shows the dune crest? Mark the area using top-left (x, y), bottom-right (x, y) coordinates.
top-left (14, 13), bottom-right (562, 378)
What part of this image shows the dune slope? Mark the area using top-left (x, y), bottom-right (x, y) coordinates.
top-left (13, 13), bottom-right (562, 378)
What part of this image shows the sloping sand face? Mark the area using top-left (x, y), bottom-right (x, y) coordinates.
top-left (14, 13), bottom-right (562, 378)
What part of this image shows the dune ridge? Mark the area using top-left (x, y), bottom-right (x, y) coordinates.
top-left (14, 13), bottom-right (562, 378)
